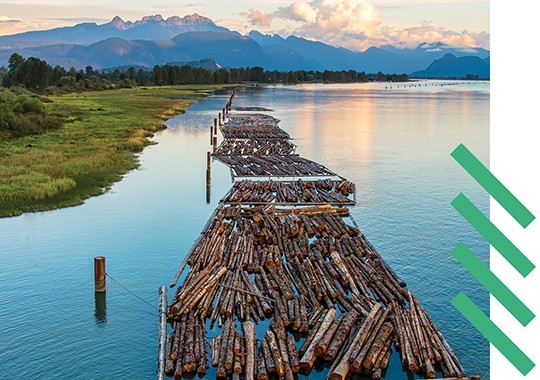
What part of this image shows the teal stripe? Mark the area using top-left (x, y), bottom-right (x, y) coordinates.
top-left (453, 243), bottom-right (535, 326)
top-left (452, 144), bottom-right (535, 228)
top-left (452, 193), bottom-right (535, 277)
top-left (452, 292), bottom-right (535, 376)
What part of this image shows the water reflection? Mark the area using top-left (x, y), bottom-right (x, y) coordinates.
top-left (94, 292), bottom-right (107, 326)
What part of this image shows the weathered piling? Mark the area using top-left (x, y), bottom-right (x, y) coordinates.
top-left (94, 256), bottom-right (106, 293)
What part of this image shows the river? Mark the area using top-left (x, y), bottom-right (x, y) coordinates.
top-left (0, 81), bottom-right (490, 379)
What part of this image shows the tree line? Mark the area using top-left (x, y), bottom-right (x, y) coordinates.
top-left (1, 53), bottom-right (408, 94)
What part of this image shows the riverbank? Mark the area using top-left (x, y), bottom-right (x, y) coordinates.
top-left (0, 85), bottom-right (222, 218)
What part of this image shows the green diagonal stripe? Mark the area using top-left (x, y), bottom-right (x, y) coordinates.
top-left (452, 292), bottom-right (535, 376)
top-left (453, 243), bottom-right (535, 326)
top-left (452, 193), bottom-right (535, 277)
top-left (452, 144), bottom-right (535, 228)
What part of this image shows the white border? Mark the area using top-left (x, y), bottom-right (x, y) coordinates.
top-left (491, 1), bottom-right (539, 379)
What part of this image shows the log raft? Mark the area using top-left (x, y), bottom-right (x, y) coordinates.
top-left (161, 91), bottom-right (477, 380)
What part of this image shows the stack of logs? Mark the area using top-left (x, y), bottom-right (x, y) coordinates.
top-left (221, 126), bottom-right (290, 140)
top-left (164, 97), bottom-right (474, 380)
top-left (235, 107), bottom-right (274, 112)
top-left (222, 179), bottom-right (355, 205)
top-left (214, 155), bottom-right (336, 177)
top-left (166, 205), bottom-right (466, 379)
top-left (164, 311), bottom-right (208, 377)
top-left (214, 139), bottom-right (296, 156)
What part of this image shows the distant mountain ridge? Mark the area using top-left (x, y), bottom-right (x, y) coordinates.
top-left (411, 53), bottom-right (490, 79)
top-left (0, 14), bottom-right (490, 75)
top-left (0, 14), bottom-right (231, 49)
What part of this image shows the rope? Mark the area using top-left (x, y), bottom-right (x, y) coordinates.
top-left (106, 272), bottom-right (158, 311)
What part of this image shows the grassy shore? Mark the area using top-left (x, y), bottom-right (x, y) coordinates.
top-left (0, 85), bottom-right (220, 217)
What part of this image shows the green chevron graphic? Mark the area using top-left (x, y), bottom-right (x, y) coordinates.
top-left (452, 242), bottom-right (535, 326)
top-left (451, 143), bottom-right (536, 375)
top-left (452, 144), bottom-right (535, 228)
top-left (452, 292), bottom-right (535, 376)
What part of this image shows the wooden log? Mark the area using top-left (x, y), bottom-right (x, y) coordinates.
top-left (164, 334), bottom-right (175, 376)
top-left (182, 314), bottom-right (197, 373)
top-left (350, 305), bottom-right (393, 370)
top-left (261, 337), bottom-right (277, 374)
top-left (265, 331), bottom-right (284, 376)
top-left (257, 344), bottom-right (269, 380)
top-left (323, 311), bottom-right (359, 361)
top-left (299, 308), bottom-right (337, 372)
top-left (328, 303), bottom-right (382, 380)
top-left (362, 322), bottom-right (394, 369)
top-left (372, 336), bottom-right (392, 374)
top-left (234, 353), bottom-right (243, 374)
top-left (244, 321), bottom-right (256, 380)
top-left (315, 315), bottom-right (343, 357)
top-left (156, 286), bottom-right (167, 380)
top-left (197, 333), bottom-right (208, 374)
top-left (287, 335), bottom-right (300, 374)
top-left (211, 336), bottom-right (222, 367)
top-left (225, 321), bottom-right (237, 373)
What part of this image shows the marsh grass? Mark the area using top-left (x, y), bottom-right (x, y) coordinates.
top-left (0, 85), bottom-right (220, 217)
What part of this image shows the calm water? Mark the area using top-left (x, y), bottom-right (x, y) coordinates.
top-left (0, 82), bottom-right (490, 379)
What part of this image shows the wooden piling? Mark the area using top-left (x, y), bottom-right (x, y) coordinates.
top-left (214, 118), bottom-right (218, 135)
top-left (94, 256), bottom-right (106, 293)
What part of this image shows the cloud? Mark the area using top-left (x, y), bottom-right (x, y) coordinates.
top-left (38, 17), bottom-right (110, 23)
top-left (278, 2), bottom-right (319, 23)
top-left (382, 22), bottom-right (490, 49)
top-left (242, 9), bottom-right (274, 27)
top-left (0, 15), bottom-right (40, 35)
top-left (242, 0), bottom-right (489, 50)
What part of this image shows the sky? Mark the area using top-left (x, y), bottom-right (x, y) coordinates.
top-left (0, 0), bottom-right (489, 51)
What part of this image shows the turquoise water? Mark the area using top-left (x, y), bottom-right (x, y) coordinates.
top-left (0, 82), bottom-right (489, 379)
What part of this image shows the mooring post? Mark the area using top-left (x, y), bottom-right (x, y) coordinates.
top-left (207, 151), bottom-right (211, 171)
top-left (213, 136), bottom-right (217, 151)
top-left (218, 112), bottom-right (222, 126)
top-left (210, 125), bottom-right (213, 145)
top-left (94, 256), bottom-right (106, 293)
top-left (156, 286), bottom-right (168, 380)
top-left (206, 177), bottom-right (211, 204)
top-left (213, 118), bottom-right (218, 135)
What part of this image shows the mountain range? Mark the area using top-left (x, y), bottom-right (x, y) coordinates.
top-left (0, 14), bottom-right (490, 77)
top-left (410, 54), bottom-right (490, 79)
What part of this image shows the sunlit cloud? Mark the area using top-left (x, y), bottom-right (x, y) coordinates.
top-left (0, 15), bottom-right (50, 35)
top-left (241, 0), bottom-right (490, 50)
top-left (242, 9), bottom-right (274, 27)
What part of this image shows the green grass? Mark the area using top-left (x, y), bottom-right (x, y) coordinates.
top-left (0, 85), bottom-right (221, 217)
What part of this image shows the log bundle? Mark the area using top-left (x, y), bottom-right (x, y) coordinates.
top-left (222, 179), bottom-right (355, 205)
top-left (214, 155), bottom-right (336, 177)
top-left (163, 93), bottom-right (475, 380)
top-left (214, 139), bottom-right (296, 156)
top-left (235, 107), bottom-right (274, 112)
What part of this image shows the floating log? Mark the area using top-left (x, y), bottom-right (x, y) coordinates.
top-left (299, 308), bottom-right (337, 372)
top-left (328, 303), bottom-right (381, 380)
top-left (244, 321), bottom-right (256, 380)
top-left (156, 286), bottom-right (167, 380)
top-left (323, 311), bottom-right (359, 361)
